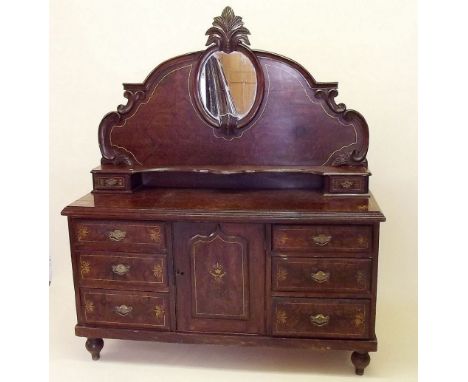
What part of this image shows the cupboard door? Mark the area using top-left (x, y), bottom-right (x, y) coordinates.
top-left (174, 223), bottom-right (265, 334)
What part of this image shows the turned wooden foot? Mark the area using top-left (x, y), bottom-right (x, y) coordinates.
top-left (85, 338), bottom-right (104, 360)
top-left (351, 351), bottom-right (370, 375)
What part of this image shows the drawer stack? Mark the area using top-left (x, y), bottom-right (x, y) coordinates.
top-left (71, 220), bottom-right (170, 330)
top-left (271, 225), bottom-right (374, 339)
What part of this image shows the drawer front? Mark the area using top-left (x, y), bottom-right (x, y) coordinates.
top-left (272, 298), bottom-right (370, 339)
top-left (78, 253), bottom-right (168, 291)
top-left (73, 220), bottom-right (166, 252)
top-left (272, 225), bottom-right (371, 253)
top-left (272, 257), bottom-right (371, 293)
top-left (327, 176), bottom-right (368, 194)
top-left (80, 289), bottom-right (169, 329)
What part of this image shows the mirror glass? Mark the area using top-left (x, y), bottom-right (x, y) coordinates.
top-left (199, 51), bottom-right (257, 123)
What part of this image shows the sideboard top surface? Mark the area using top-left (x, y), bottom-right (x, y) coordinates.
top-left (62, 188), bottom-right (385, 223)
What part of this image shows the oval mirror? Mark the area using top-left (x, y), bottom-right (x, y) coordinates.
top-left (199, 51), bottom-right (257, 123)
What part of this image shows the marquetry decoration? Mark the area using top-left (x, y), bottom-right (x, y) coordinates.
top-left (148, 227), bottom-right (162, 243)
top-left (356, 271), bottom-right (367, 287)
top-left (276, 309), bottom-right (288, 325)
top-left (153, 305), bottom-right (165, 320)
top-left (189, 227), bottom-right (248, 319)
top-left (84, 300), bottom-right (94, 313)
top-left (354, 310), bottom-right (365, 329)
top-left (277, 267), bottom-right (288, 282)
top-left (357, 235), bottom-right (368, 248)
top-left (77, 226), bottom-right (89, 241)
top-left (209, 262), bottom-right (226, 282)
top-left (80, 260), bottom-right (91, 278)
top-left (152, 263), bottom-right (163, 280)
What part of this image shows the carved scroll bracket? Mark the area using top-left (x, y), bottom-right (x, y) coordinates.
top-left (315, 88), bottom-right (369, 165)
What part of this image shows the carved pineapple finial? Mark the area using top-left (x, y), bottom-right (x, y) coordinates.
top-left (205, 6), bottom-right (251, 53)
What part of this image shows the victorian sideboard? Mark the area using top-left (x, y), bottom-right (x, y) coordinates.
top-left (61, 7), bottom-right (385, 375)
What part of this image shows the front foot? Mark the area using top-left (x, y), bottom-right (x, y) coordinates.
top-left (85, 338), bottom-right (104, 360)
top-left (351, 351), bottom-right (370, 375)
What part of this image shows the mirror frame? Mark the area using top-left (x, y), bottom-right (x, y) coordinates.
top-left (191, 7), bottom-right (265, 138)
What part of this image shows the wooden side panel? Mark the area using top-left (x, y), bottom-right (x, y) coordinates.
top-left (174, 223), bottom-right (265, 334)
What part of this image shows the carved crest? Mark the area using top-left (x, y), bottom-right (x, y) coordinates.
top-left (205, 6), bottom-right (250, 53)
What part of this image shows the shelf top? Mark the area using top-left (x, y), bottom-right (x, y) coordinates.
top-left (92, 165), bottom-right (371, 176)
top-left (62, 188), bottom-right (384, 222)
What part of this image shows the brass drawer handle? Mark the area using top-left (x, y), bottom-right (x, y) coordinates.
top-left (312, 234), bottom-right (332, 246)
top-left (310, 313), bottom-right (330, 327)
top-left (113, 305), bottom-right (133, 316)
top-left (108, 229), bottom-right (126, 241)
top-left (311, 270), bottom-right (330, 283)
top-left (340, 180), bottom-right (354, 189)
top-left (105, 178), bottom-right (118, 186)
top-left (112, 264), bottom-right (130, 276)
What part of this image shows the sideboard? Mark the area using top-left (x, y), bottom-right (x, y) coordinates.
top-left (62, 7), bottom-right (385, 375)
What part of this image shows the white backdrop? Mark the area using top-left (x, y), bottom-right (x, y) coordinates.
top-left (50, 1), bottom-right (417, 381)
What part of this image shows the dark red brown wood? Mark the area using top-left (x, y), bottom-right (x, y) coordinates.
top-left (173, 223), bottom-right (265, 334)
top-left (61, 6), bottom-right (385, 374)
top-left (351, 351), bottom-right (371, 375)
top-left (85, 338), bottom-right (104, 361)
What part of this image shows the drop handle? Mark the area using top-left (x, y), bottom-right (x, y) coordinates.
top-left (176, 270), bottom-right (185, 276)
top-left (312, 234), bottom-right (332, 246)
top-left (108, 229), bottom-right (126, 241)
top-left (112, 264), bottom-right (130, 276)
top-left (113, 305), bottom-right (133, 316)
top-left (311, 270), bottom-right (330, 283)
top-left (309, 313), bottom-right (330, 327)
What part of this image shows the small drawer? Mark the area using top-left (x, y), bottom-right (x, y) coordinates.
top-left (272, 257), bottom-right (371, 294)
top-left (80, 289), bottom-right (170, 330)
top-left (73, 220), bottom-right (166, 252)
top-left (272, 297), bottom-right (370, 339)
top-left (325, 176), bottom-right (368, 194)
top-left (78, 253), bottom-right (168, 291)
top-left (272, 225), bottom-right (371, 253)
top-left (93, 175), bottom-right (127, 190)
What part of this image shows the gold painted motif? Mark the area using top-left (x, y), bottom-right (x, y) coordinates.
top-left (357, 204), bottom-right (368, 211)
top-left (277, 267), bottom-right (288, 282)
top-left (276, 235), bottom-right (288, 246)
top-left (354, 311), bottom-right (365, 328)
top-left (148, 227), bottom-right (161, 243)
top-left (152, 263), bottom-right (163, 280)
top-left (312, 234), bottom-right (332, 246)
top-left (80, 260), bottom-right (91, 278)
top-left (276, 309), bottom-right (288, 325)
top-left (209, 262), bottom-right (226, 282)
top-left (84, 300), bottom-right (94, 313)
top-left (357, 235), bottom-right (368, 247)
top-left (311, 270), bottom-right (330, 283)
top-left (356, 271), bottom-right (366, 287)
top-left (310, 313), bottom-right (330, 327)
top-left (153, 305), bottom-right (165, 320)
top-left (108, 229), bottom-right (126, 241)
top-left (77, 226), bottom-right (89, 241)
